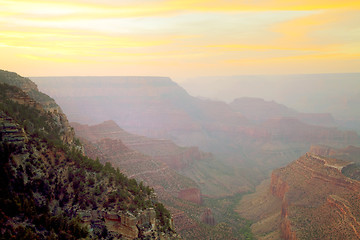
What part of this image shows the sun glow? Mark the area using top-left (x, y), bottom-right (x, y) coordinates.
top-left (0, 0), bottom-right (359, 78)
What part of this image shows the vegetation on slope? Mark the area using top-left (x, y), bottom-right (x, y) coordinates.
top-left (342, 163), bottom-right (360, 181)
top-left (0, 81), bottom-right (175, 239)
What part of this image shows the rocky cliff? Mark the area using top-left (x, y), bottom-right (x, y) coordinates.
top-left (71, 123), bottom-right (212, 238)
top-left (0, 70), bottom-right (74, 145)
top-left (201, 208), bottom-right (215, 226)
top-left (238, 147), bottom-right (360, 240)
top-left (0, 70), bottom-right (179, 240)
top-left (310, 145), bottom-right (360, 162)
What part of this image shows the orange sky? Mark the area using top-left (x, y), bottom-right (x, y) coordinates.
top-left (0, 0), bottom-right (359, 81)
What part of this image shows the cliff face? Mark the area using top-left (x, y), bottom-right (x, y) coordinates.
top-left (310, 145), bottom-right (360, 162)
top-left (275, 153), bottom-right (360, 239)
top-left (239, 147), bottom-right (360, 240)
top-left (0, 70), bottom-right (74, 145)
top-left (201, 208), bottom-right (215, 225)
top-left (0, 72), bottom-right (179, 240)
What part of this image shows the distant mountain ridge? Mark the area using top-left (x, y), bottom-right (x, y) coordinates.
top-left (32, 76), bottom-right (360, 195)
top-left (230, 97), bottom-right (336, 127)
top-left (183, 73), bottom-right (360, 118)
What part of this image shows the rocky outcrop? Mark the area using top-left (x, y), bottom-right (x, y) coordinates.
top-left (309, 145), bottom-right (338, 156)
top-left (0, 113), bottom-right (27, 144)
top-left (271, 152), bottom-right (360, 239)
top-left (310, 145), bottom-right (360, 163)
top-left (178, 188), bottom-right (202, 205)
top-left (270, 173), bottom-right (289, 199)
top-left (104, 212), bottom-right (140, 239)
top-left (0, 71), bottom-right (179, 240)
top-left (201, 208), bottom-right (215, 225)
top-left (0, 70), bottom-right (75, 145)
top-left (239, 147), bottom-right (360, 240)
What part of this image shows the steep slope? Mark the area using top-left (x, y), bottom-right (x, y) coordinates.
top-left (0, 72), bottom-right (178, 239)
top-left (238, 147), bottom-right (360, 240)
top-left (72, 120), bottom-right (258, 197)
top-left (80, 136), bottom-right (199, 197)
top-left (1, 70), bottom-right (74, 145)
top-left (72, 121), bottom-right (255, 239)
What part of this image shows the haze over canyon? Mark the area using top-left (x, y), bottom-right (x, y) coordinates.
top-left (28, 74), bottom-right (360, 239)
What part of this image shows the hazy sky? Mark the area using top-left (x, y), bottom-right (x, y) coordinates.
top-left (1, 0), bottom-right (360, 81)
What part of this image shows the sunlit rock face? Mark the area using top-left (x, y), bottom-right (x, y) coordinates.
top-left (201, 208), bottom-right (215, 226)
top-left (238, 146), bottom-right (360, 240)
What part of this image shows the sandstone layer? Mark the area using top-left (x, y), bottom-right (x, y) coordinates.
top-left (238, 146), bottom-right (360, 240)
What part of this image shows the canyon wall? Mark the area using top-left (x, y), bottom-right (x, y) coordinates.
top-left (239, 148), bottom-right (360, 240)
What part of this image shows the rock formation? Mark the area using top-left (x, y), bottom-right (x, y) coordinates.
top-left (0, 70), bottom-right (75, 145)
top-left (201, 208), bottom-right (215, 225)
top-left (238, 147), bottom-right (360, 240)
top-left (0, 71), bottom-right (179, 240)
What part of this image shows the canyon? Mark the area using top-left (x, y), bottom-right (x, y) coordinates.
top-left (31, 76), bottom-right (360, 239)
top-left (71, 121), bottom-right (250, 239)
top-left (0, 70), bottom-right (179, 239)
top-left (33, 77), bottom-right (360, 189)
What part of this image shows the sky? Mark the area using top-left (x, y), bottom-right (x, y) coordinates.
top-left (1, 0), bottom-right (360, 81)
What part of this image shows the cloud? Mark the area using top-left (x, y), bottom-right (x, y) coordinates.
top-left (0, 0), bottom-right (359, 77)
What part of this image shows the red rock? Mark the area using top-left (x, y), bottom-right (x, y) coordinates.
top-left (201, 208), bottom-right (215, 225)
top-left (178, 188), bottom-right (202, 205)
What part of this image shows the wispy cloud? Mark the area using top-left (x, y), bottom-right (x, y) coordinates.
top-left (0, 0), bottom-right (359, 77)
